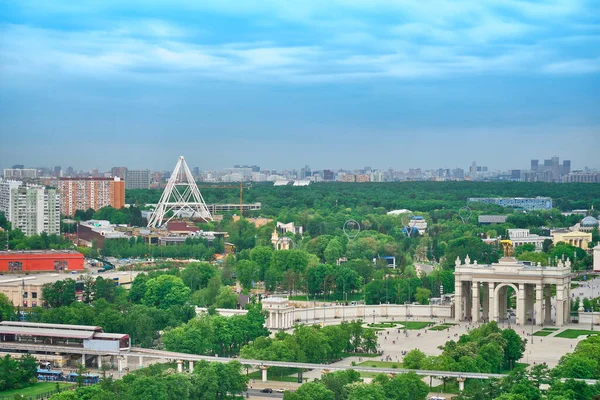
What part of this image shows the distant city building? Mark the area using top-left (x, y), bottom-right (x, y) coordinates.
top-left (3, 168), bottom-right (37, 180)
top-left (528, 156), bottom-right (571, 182)
top-left (58, 177), bottom-right (125, 216)
top-left (323, 170), bottom-right (335, 181)
top-left (355, 174), bottom-right (370, 183)
top-left (562, 171), bottom-right (600, 183)
top-left (338, 174), bottom-right (355, 182)
top-left (110, 167), bottom-right (128, 179)
top-left (0, 180), bottom-right (22, 222)
top-left (10, 185), bottom-right (60, 236)
top-left (468, 197), bottom-right (552, 211)
top-left (125, 169), bottom-right (151, 190)
top-left (478, 215), bottom-right (509, 224)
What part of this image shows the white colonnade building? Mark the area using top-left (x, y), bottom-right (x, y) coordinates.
top-left (455, 255), bottom-right (572, 326)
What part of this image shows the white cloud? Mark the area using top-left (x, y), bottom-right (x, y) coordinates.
top-left (542, 58), bottom-right (600, 74)
top-left (0, 0), bottom-right (598, 85)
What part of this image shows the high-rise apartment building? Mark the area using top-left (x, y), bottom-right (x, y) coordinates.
top-left (58, 177), bottom-right (125, 216)
top-left (3, 168), bottom-right (37, 180)
top-left (125, 170), bottom-right (151, 190)
top-left (0, 180), bottom-right (23, 222)
top-left (528, 156), bottom-right (570, 182)
top-left (110, 167), bottom-right (128, 179)
top-left (6, 185), bottom-right (60, 236)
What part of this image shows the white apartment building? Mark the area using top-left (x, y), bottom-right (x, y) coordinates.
top-left (0, 180), bottom-right (23, 222)
top-left (3, 168), bottom-right (37, 180)
top-left (10, 186), bottom-right (61, 236)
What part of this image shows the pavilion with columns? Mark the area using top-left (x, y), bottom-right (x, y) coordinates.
top-left (454, 254), bottom-right (572, 327)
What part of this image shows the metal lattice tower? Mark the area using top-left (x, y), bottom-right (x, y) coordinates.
top-left (147, 156), bottom-right (213, 228)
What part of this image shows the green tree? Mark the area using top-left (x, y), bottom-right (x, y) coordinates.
top-left (284, 381), bottom-right (335, 400)
top-left (403, 349), bottom-right (426, 369)
top-left (0, 293), bottom-right (14, 322)
top-left (180, 262), bottom-right (217, 291)
top-left (348, 384), bottom-right (386, 400)
top-left (236, 259), bottom-right (260, 290)
top-left (250, 246), bottom-right (274, 281)
top-left (377, 372), bottom-right (429, 400)
top-left (214, 286), bottom-right (238, 309)
top-left (415, 287), bottom-right (431, 305)
top-left (324, 238), bottom-right (344, 265)
top-left (142, 275), bottom-right (190, 309)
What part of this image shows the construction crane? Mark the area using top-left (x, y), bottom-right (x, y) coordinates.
top-left (197, 182), bottom-right (251, 216)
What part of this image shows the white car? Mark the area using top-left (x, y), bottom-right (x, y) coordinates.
top-left (274, 388), bottom-right (287, 393)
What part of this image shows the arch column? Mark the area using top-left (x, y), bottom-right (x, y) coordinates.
top-left (535, 284), bottom-right (543, 326)
top-left (517, 283), bottom-right (526, 325)
top-left (482, 283), bottom-right (489, 322)
top-left (544, 285), bottom-right (552, 324)
top-left (455, 277), bottom-right (462, 322)
top-left (472, 281), bottom-right (479, 322)
top-left (488, 282), bottom-right (496, 322)
top-left (556, 284), bottom-right (564, 327)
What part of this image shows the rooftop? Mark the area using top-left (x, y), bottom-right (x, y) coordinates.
top-left (0, 250), bottom-right (82, 256)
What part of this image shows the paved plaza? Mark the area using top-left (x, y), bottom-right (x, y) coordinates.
top-left (290, 315), bottom-right (595, 383)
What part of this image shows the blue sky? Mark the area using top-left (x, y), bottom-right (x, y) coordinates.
top-left (1, 0), bottom-right (599, 171)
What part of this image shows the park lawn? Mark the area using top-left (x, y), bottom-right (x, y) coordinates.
top-left (429, 323), bottom-right (456, 331)
top-left (357, 361), bottom-right (403, 368)
top-left (400, 321), bottom-right (433, 330)
top-left (555, 329), bottom-right (600, 339)
top-left (542, 328), bottom-right (559, 331)
top-left (533, 331), bottom-right (553, 337)
top-left (343, 352), bottom-right (379, 358)
top-left (0, 382), bottom-right (75, 397)
top-left (368, 323), bottom-right (397, 328)
top-left (428, 325), bottom-right (448, 331)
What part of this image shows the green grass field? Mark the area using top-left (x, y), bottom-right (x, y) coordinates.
top-left (0, 382), bottom-right (75, 397)
top-left (429, 323), bottom-right (455, 331)
top-left (555, 329), bottom-right (600, 339)
top-left (542, 328), bottom-right (559, 331)
top-left (533, 330), bottom-right (553, 337)
top-left (367, 322), bottom-right (397, 328)
top-left (343, 352), bottom-right (379, 358)
top-left (402, 321), bottom-right (433, 330)
top-left (357, 361), bottom-right (403, 368)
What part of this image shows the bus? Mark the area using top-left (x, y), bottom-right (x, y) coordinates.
top-left (37, 369), bottom-right (64, 381)
top-left (67, 373), bottom-right (100, 384)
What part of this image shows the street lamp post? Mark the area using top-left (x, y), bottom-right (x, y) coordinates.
top-left (405, 302), bottom-right (409, 337)
top-left (372, 310), bottom-right (375, 324)
top-left (532, 309), bottom-right (535, 340)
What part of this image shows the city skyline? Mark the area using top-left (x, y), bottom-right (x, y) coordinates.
top-left (1, 1), bottom-right (599, 170)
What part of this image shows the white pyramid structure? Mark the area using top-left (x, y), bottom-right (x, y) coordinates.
top-left (147, 156), bottom-right (213, 228)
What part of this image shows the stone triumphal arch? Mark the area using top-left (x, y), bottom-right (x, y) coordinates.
top-left (454, 253), bottom-right (572, 326)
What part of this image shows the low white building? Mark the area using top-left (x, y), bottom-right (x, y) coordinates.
top-left (594, 245), bottom-right (600, 272)
top-left (507, 229), bottom-right (550, 251)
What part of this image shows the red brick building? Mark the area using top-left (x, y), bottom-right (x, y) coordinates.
top-left (0, 250), bottom-right (84, 273)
